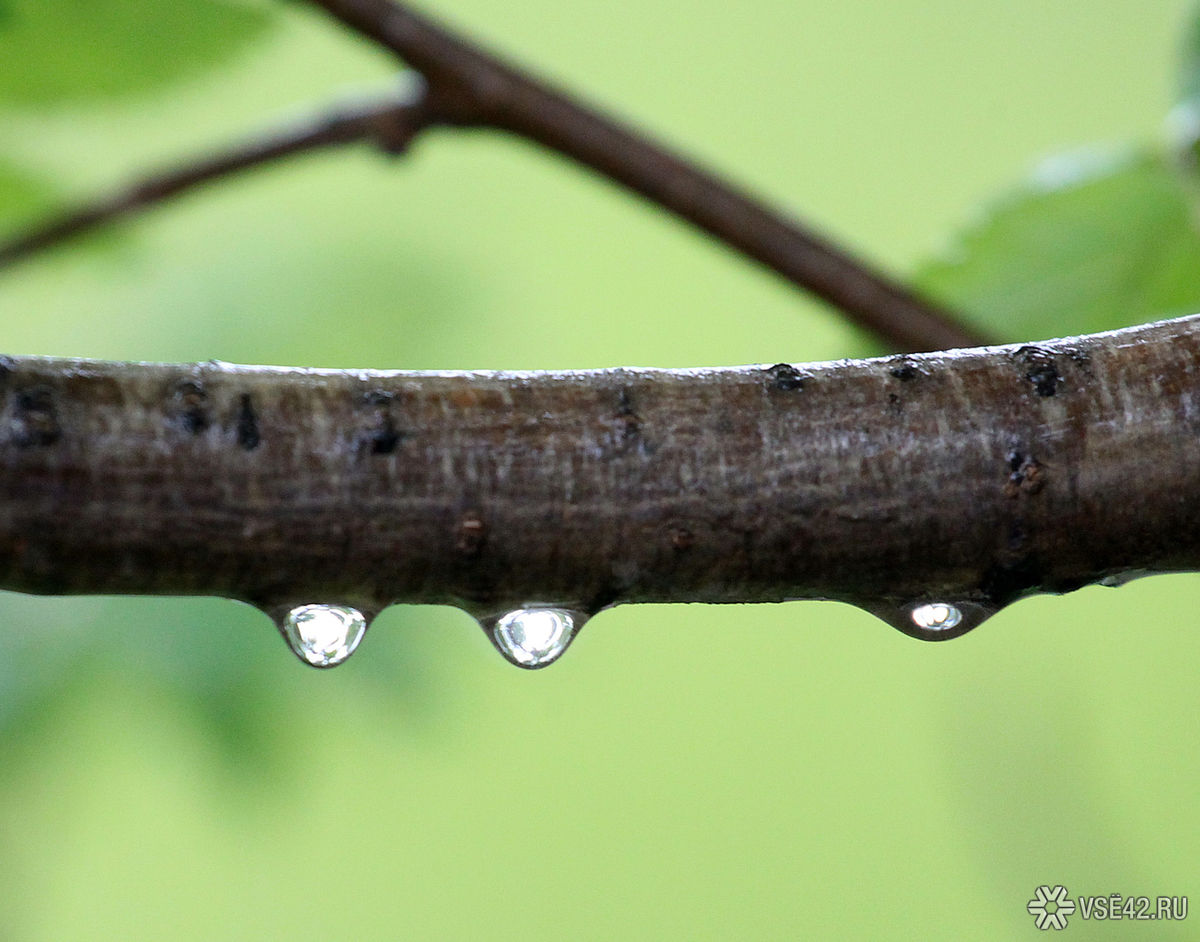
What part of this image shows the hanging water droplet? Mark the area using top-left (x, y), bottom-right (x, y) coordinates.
top-left (487, 607), bottom-right (584, 669)
top-left (860, 598), bottom-right (996, 641)
top-left (910, 602), bottom-right (962, 631)
top-left (280, 604), bottom-right (368, 668)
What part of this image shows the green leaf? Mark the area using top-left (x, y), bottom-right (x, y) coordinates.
top-left (0, 0), bottom-right (273, 106)
top-left (1169, 5), bottom-right (1200, 169)
top-left (1178, 3), bottom-right (1200, 113)
top-left (916, 149), bottom-right (1200, 341)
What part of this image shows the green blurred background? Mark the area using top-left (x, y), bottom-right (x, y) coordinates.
top-left (1, 0), bottom-right (1198, 938)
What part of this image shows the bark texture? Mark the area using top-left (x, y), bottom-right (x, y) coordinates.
top-left (1, 315), bottom-right (1197, 638)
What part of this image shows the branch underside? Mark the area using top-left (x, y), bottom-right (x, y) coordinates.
top-left (1, 316), bottom-right (1197, 639)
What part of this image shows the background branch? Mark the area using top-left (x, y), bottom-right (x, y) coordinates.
top-left (1, 315), bottom-right (1194, 638)
top-left (297, 0), bottom-right (984, 350)
top-left (0, 92), bottom-right (439, 271)
top-left (0, 0), bottom-right (987, 353)
top-left (303, 0), bottom-right (985, 353)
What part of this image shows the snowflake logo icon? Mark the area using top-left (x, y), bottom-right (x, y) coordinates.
top-left (1027, 885), bottom-right (1076, 930)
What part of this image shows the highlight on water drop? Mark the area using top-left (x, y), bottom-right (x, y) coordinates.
top-left (280, 603), bottom-right (368, 668)
top-left (859, 597), bottom-right (995, 641)
top-left (487, 607), bottom-right (584, 669)
top-left (909, 602), bottom-right (963, 632)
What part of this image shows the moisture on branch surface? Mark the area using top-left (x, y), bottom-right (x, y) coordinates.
top-left (0, 315), bottom-right (1195, 644)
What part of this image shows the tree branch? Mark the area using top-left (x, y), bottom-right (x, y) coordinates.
top-left (0, 91), bottom-right (440, 270)
top-left (302, 0), bottom-right (985, 353)
top-left (0, 0), bottom-right (986, 352)
top-left (1, 315), bottom-right (1194, 640)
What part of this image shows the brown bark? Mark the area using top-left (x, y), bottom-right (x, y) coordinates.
top-left (1, 316), bottom-right (1195, 640)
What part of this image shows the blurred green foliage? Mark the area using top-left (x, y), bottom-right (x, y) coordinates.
top-left (919, 150), bottom-right (1200, 341)
top-left (0, 0), bottom-right (1198, 939)
top-left (0, 0), bottom-right (271, 105)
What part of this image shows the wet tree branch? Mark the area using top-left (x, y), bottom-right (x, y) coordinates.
top-left (1, 315), bottom-right (1195, 640)
top-left (0, 92), bottom-right (440, 270)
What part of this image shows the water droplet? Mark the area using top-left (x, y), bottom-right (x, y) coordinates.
top-left (280, 604), bottom-right (368, 668)
top-left (486, 607), bottom-right (585, 669)
top-left (910, 602), bottom-right (962, 631)
top-left (860, 598), bottom-right (996, 641)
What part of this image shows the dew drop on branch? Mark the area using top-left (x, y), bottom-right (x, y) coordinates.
top-left (280, 604), bottom-right (368, 668)
top-left (484, 607), bottom-right (587, 669)
top-left (860, 598), bottom-right (997, 641)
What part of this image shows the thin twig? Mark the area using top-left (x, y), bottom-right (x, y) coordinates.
top-left (304, 0), bottom-right (986, 352)
top-left (0, 92), bottom-right (440, 270)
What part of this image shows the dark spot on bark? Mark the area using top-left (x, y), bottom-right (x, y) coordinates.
top-left (369, 424), bottom-right (402, 454)
top-left (456, 512), bottom-right (486, 557)
top-left (1027, 365), bottom-right (1060, 397)
top-left (1017, 346), bottom-right (1061, 397)
top-left (669, 526), bottom-right (695, 551)
top-left (767, 363), bottom-right (805, 391)
top-left (612, 387), bottom-right (642, 445)
top-left (982, 554), bottom-right (1044, 606)
top-left (616, 387), bottom-right (636, 417)
top-left (888, 359), bottom-right (921, 382)
top-left (887, 392), bottom-right (901, 411)
top-left (168, 380), bottom-right (210, 434)
top-left (10, 386), bottom-right (60, 447)
top-left (360, 390), bottom-right (407, 455)
top-left (236, 394), bottom-right (260, 450)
